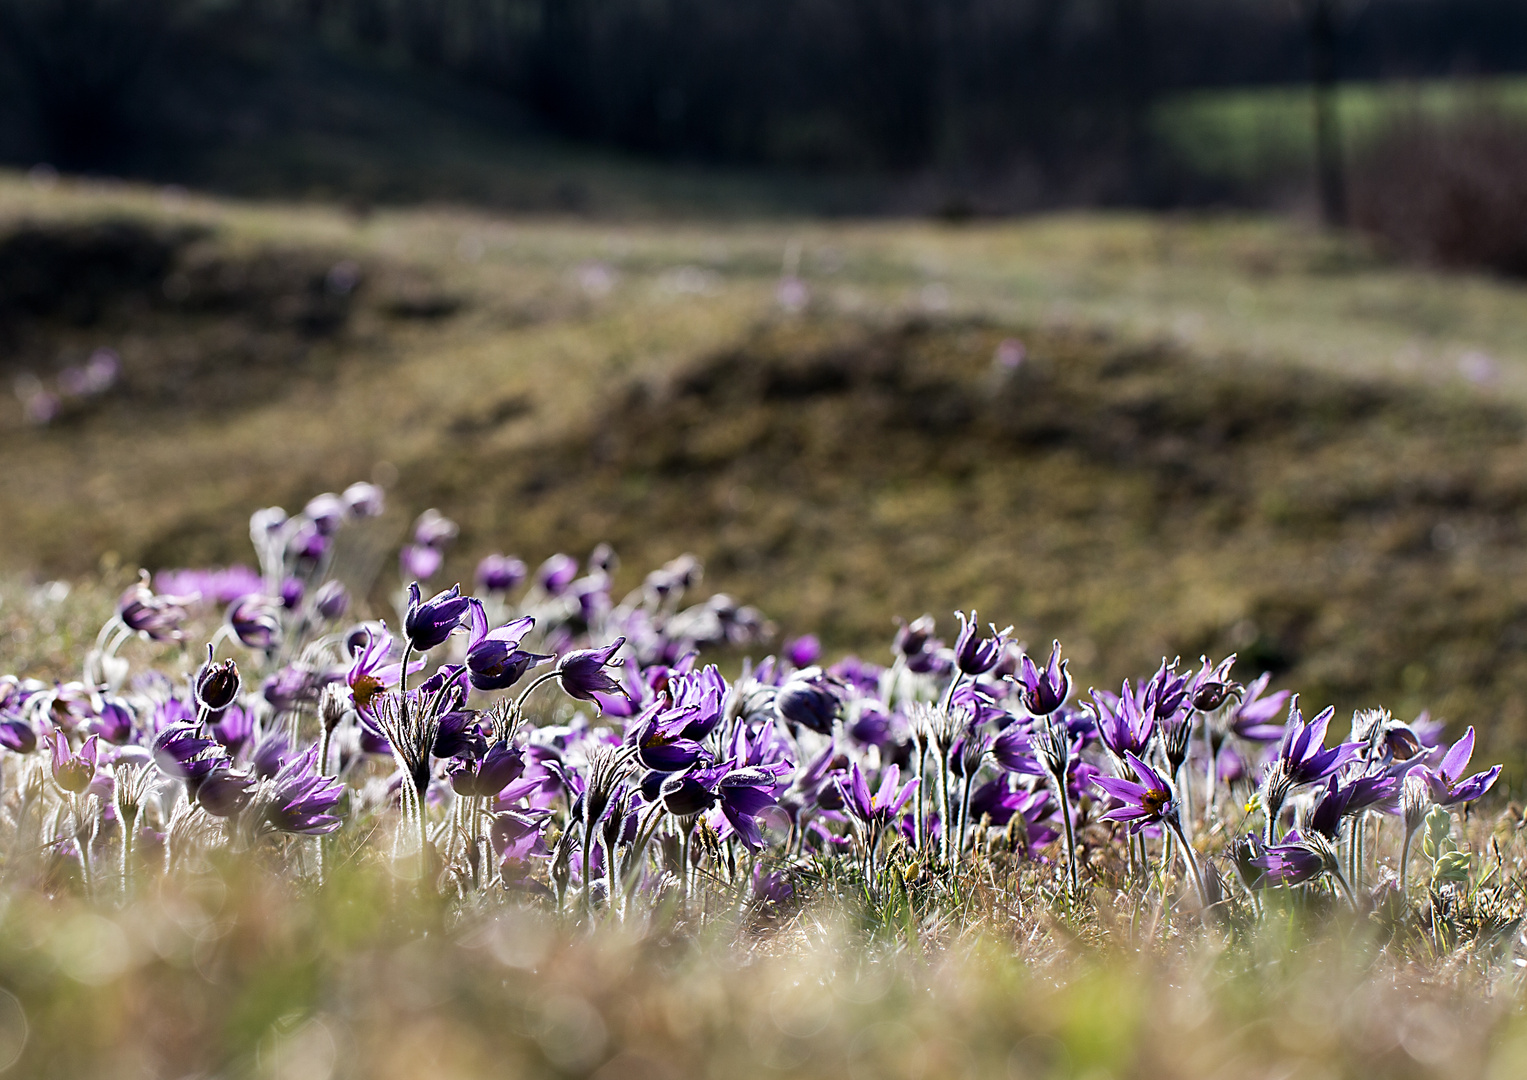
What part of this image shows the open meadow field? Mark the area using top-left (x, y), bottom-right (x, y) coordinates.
top-left (3, 169), bottom-right (1527, 1078)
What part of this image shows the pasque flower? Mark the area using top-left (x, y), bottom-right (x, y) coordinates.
top-left (1415, 725), bottom-right (1501, 807)
top-left (476, 554), bottom-right (527, 594)
top-left (227, 595), bottom-right (282, 650)
top-left (449, 739), bottom-right (526, 798)
top-left (1013, 641), bottom-right (1071, 715)
top-left (1090, 683), bottom-right (1156, 761)
top-left (193, 646), bottom-right (241, 712)
top-left (835, 762), bottom-right (918, 830)
top-left (118, 575), bottom-right (190, 642)
top-left (1276, 698), bottom-right (1358, 785)
top-left (1230, 673), bottom-right (1292, 741)
top-left (47, 729), bottom-right (100, 794)
top-left (555, 638), bottom-right (627, 702)
top-left (952, 610), bottom-right (1011, 676)
top-left (1093, 752), bottom-right (1177, 835)
top-left (775, 670), bottom-right (842, 735)
top-left (463, 601), bottom-right (546, 692)
top-left (347, 625), bottom-right (424, 715)
top-left (403, 583), bottom-right (471, 652)
top-left (263, 746), bottom-right (344, 835)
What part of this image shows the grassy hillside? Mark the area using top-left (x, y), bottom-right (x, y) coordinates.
top-left (7, 173), bottom-right (1527, 760)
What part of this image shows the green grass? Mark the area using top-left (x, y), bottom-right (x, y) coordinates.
top-left (1154, 75), bottom-right (1527, 184)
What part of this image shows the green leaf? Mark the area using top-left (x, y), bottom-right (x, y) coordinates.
top-left (1422, 805), bottom-right (1455, 863)
top-left (1433, 850), bottom-right (1472, 885)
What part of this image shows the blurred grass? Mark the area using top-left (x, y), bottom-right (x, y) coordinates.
top-left (0, 838), bottom-right (1521, 1079)
top-left (1154, 75), bottom-right (1527, 187)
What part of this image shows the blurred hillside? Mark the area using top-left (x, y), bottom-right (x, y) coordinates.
top-left (2, 0), bottom-right (1527, 213)
top-left (8, 176), bottom-right (1527, 758)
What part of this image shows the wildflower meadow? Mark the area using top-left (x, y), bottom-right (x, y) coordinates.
top-left (0, 479), bottom-right (1522, 1079)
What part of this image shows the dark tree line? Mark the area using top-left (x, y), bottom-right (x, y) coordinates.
top-left (2, 0), bottom-right (1525, 195)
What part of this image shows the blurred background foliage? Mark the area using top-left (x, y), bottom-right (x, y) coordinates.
top-left (1, 1), bottom-right (1526, 221)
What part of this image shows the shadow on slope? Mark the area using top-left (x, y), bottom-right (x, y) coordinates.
top-left (420, 319), bottom-right (1527, 755)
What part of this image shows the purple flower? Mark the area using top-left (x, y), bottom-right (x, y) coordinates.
top-left (1250, 829), bottom-right (1327, 886)
top-left (835, 762), bottom-right (918, 830)
top-left (279, 577), bottom-right (306, 610)
top-left (952, 611), bottom-right (1011, 676)
top-left (1277, 698), bottom-right (1358, 786)
top-left (346, 626), bottom-right (418, 717)
top-left (1013, 641), bottom-right (1071, 715)
top-left (1089, 684), bottom-right (1156, 761)
top-left (1230, 673), bottom-right (1290, 741)
top-left (492, 809), bottom-right (551, 865)
top-left (1416, 726), bottom-right (1501, 807)
top-left (449, 739), bottom-right (525, 798)
top-left (991, 723), bottom-right (1046, 776)
top-left (193, 646), bottom-right (241, 712)
top-left (403, 583), bottom-right (471, 652)
top-left (1188, 654), bottom-right (1242, 713)
top-left (47, 730), bottom-right (100, 794)
top-left (211, 705), bottom-right (255, 755)
top-left (1306, 772), bottom-right (1399, 838)
top-left (152, 723), bottom-right (223, 789)
top-left (893, 614), bottom-right (940, 670)
top-left (665, 763), bottom-right (785, 849)
top-left (304, 492), bottom-right (348, 536)
top-left (412, 509), bottom-right (459, 549)
top-left (0, 714), bottom-right (37, 753)
top-left (342, 481), bottom-right (385, 518)
top-left (555, 638), bottom-right (627, 702)
top-left (1093, 752), bottom-right (1176, 835)
top-left (475, 554), bottom-right (527, 594)
top-left (118, 577), bottom-right (190, 642)
top-left (264, 746), bottom-right (344, 835)
top-left (314, 580), bottom-right (349, 621)
top-left (633, 701), bottom-right (708, 772)
top-left (775, 670), bottom-right (842, 735)
top-left (228, 595), bottom-right (282, 650)
top-left (196, 767), bottom-right (255, 818)
top-left (400, 544), bottom-right (443, 581)
top-left (785, 634), bottom-right (821, 669)
top-left (91, 700), bottom-right (135, 744)
top-left (463, 602), bottom-right (546, 692)
top-left (536, 554), bottom-right (579, 596)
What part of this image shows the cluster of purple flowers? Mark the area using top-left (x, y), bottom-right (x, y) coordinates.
top-left (0, 486), bottom-right (1506, 923)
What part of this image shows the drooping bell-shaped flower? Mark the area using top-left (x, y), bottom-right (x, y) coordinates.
top-left (463, 601), bottom-right (546, 692)
top-left (403, 583), bottom-right (471, 652)
top-left (475, 553), bottom-right (527, 595)
top-left (227, 595), bottom-right (282, 650)
top-left (448, 739), bottom-right (525, 798)
top-left (554, 638), bottom-right (627, 702)
top-left (775, 670), bottom-right (842, 735)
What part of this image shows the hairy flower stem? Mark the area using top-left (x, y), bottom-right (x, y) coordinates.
top-left (1049, 771), bottom-right (1080, 896)
top-left (1400, 823), bottom-right (1418, 895)
top-left (119, 807), bottom-right (137, 900)
top-left (581, 814), bottom-right (597, 919)
top-left (70, 794), bottom-right (95, 900)
top-left (515, 671), bottom-right (563, 716)
top-left (911, 737), bottom-right (927, 851)
top-left (1166, 817), bottom-right (1211, 910)
top-left (936, 749), bottom-right (954, 863)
